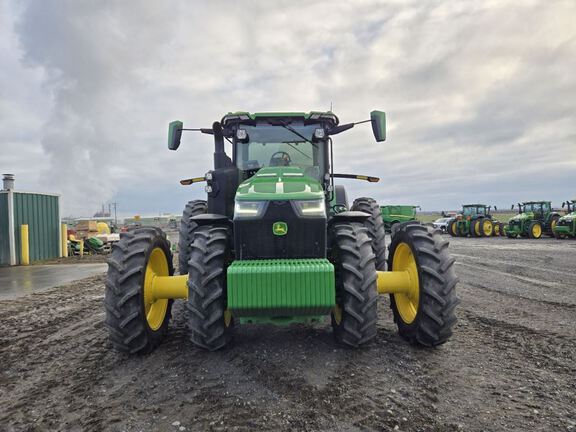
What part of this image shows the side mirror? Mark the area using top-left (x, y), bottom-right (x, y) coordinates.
top-left (168, 120), bottom-right (183, 150)
top-left (511, 204), bottom-right (514, 210)
top-left (562, 201), bottom-right (566, 208)
top-left (370, 110), bottom-right (386, 142)
top-left (494, 205), bottom-right (498, 211)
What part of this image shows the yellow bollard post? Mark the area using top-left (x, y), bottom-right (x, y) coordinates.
top-left (61, 223), bottom-right (68, 258)
top-left (21, 224), bottom-right (30, 265)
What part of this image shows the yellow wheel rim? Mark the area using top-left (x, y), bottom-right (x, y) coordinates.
top-left (551, 220), bottom-right (557, 231)
top-left (483, 220), bottom-right (493, 236)
top-left (494, 224), bottom-right (500, 235)
top-left (392, 242), bottom-right (419, 324)
top-left (532, 223), bottom-right (542, 238)
top-left (333, 304), bottom-right (343, 324)
top-left (143, 247), bottom-right (170, 330)
top-left (474, 222), bottom-right (481, 236)
top-left (451, 223), bottom-right (458, 236)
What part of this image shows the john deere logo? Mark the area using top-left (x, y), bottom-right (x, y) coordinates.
top-left (272, 221), bottom-right (288, 236)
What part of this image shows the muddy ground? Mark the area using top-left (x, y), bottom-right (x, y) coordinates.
top-left (0, 236), bottom-right (575, 432)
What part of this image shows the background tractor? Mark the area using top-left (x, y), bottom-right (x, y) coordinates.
top-left (380, 205), bottom-right (420, 232)
top-left (553, 200), bottom-right (576, 239)
top-left (447, 204), bottom-right (503, 237)
top-left (104, 110), bottom-right (459, 353)
top-left (505, 201), bottom-right (560, 239)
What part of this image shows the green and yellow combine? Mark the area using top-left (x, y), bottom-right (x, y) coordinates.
top-left (104, 111), bottom-right (459, 353)
top-left (380, 205), bottom-right (420, 232)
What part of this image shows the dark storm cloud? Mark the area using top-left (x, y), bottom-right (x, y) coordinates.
top-left (1, 0), bottom-right (574, 216)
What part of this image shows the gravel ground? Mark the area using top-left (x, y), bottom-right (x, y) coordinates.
top-left (0, 236), bottom-right (575, 431)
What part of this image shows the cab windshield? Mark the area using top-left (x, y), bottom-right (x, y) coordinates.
top-left (234, 123), bottom-right (326, 181)
top-left (463, 206), bottom-right (484, 216)
top-left (523, 203), bottom-right (547, 213)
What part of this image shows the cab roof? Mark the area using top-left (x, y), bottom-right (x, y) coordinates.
top-left (463, 204), bottom-right (488, 207)
top-left (221, 111), bottom-right (339, 127)
top-left (521, 201), bottom-right (551, 204)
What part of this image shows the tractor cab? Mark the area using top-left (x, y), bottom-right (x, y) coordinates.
top-left (462, 205), bottom-right (487, 217)
top-left (222, 112), bottom-right (337, 184)
top-left (519, 201), bottom-right (550, 218)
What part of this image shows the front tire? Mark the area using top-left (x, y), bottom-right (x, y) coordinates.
top-left (330, 223), bottom-right (378, 347)
top-left (388, 223), bottom-right (460, 347)
top-left (186, 225), bottom-right (234, 351)
top-left (104, 228), bottom-right (174, 354)
top-left (548, 215), bottom-right (559, 237)
top-left (528, 221), bottom-right (543, 239)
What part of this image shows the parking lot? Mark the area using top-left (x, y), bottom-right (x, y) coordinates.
top-left (0, 236), bottom-right (575, 431)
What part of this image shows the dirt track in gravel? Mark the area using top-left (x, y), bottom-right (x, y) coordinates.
top-left (1, 236), bottom-right (575, 432)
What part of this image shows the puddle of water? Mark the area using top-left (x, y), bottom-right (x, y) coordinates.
top-left (0, 264), bottom-right (108, 300)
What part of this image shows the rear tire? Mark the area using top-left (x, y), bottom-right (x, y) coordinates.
top-left (388, 223), bottom-right (460, 347)
top-left (351, 197), bottom-right (387, 270)
top-left (178, 200), bottom-right (207, 275)
top-left (186, 225), bottom-right (234, 351)
top-left (104, 228), bottom-right (174, 354)
top-left (330, 223), bottom-right (378, 347)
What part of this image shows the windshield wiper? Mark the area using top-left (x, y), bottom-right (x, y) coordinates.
top-left (269, 120), bottom-right (318, 150)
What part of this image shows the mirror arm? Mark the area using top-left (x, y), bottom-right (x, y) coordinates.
top-left (328, 123), bottom-right (354, 136)
top-left (179, 128), bottom-right (214, 135)
top-left (332, 173), bottom-right (380, 183)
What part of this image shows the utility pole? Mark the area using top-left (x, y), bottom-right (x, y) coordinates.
top-left (110, 202), bottom-right (118, 229)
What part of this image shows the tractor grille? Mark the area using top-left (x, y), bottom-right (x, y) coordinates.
top-left (234, 200), bottom-right (326, 260)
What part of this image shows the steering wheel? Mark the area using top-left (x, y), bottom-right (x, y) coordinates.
top-left (269, 151), bottom-right (291, 167)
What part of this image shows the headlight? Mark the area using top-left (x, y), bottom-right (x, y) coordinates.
top-left (234, 201), bottom-right (266, 219)
top-left (292, 199), bottom-right (326, 217)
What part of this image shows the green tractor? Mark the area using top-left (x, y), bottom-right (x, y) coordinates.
top-left (380, 205), bottom-right (420, 232)
top-left (104, 110), bottom-right (459, 353)
top-left (553, 200), bottom-right (576, 239)
top-left (447, 204), bottom-right (503, 237)
top-left (505, 201), bottom-right (560, 239)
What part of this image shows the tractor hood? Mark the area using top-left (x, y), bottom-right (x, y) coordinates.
top-left (559, 212), bottom-right (576, 222)
top-left (511, 212), bottom-right (533, 221)
top-left (235, 167), bottom-right (325, 201)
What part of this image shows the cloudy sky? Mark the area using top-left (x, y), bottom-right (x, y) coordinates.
top-left (1, 0), bottom-right (574, 217)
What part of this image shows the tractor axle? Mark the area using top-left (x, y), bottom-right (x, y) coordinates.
top-left (149, 270), bottom-right (415, 301)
